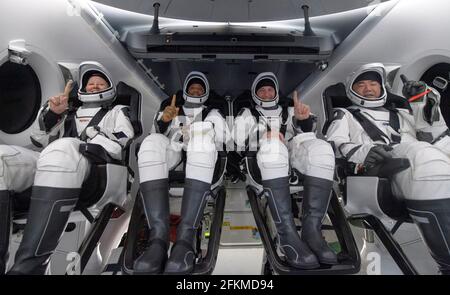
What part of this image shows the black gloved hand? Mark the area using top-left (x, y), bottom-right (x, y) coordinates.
top-left (423, 92), bottom-right (440, 124)
top-left (402, 80), bottom-right (427, 99)
top-left (363, 145), bottom-right (393, 170)
top-left (364, 158), bottom-right (410, 178)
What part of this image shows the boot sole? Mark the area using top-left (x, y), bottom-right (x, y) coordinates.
top-left (132, 269), bottom-right (164, 275)
top-left (287, 261), bottom-right (320, 270)
top-left (164, 270), bottom-right (193, 275)
top-left (133, 256), bottom-right (167, 275)
top-left (319, 258), bottom-right (339, 265)
top-left (132, 264), bottom-right (165, 275)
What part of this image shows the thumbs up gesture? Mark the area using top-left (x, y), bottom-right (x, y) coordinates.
top-left (162, 94), bottom-right (180, 123)
top-left (293, 90), bottom-right (310, 120)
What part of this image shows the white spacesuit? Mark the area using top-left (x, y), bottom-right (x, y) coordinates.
top-left (326, 63), bottom-right (450, 275)
top-left (3, 61), bottom-right (134, 275)
top-left (232, 72), bottom-right (337, 269)
top-left (135, 71), bottom-right (230, 274)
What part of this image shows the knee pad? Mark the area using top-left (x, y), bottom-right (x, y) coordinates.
top-left (186, 121), bottom-right (217, 169)
top-left (0, 145), bottom-right (38, 191)
top-left (0, 145), bottom-right (20, 159)
top-left (186, 124), bottom-right (217, 183)
top-left (433, 136), bottom-right (450, 158)
top-left (290, 136), bottom-right (335, 181)
top-left (403, 142), bottom-right (450, 181)
top-left (0, 146), bottom-right (21, 185)
top-left (257, 138), bottom-right (289, 180)
top-left (392, 142), bottom-right (450, 200)
top-left (35, 139), bottom-right (89, 188)
top-left (138, 134), bottom-right (170, 167)
top-left (138, 134), bottom-right (173, 182)
top-left (37, 138), bottom-right (83, 173)
top-left (186, 147), bottom-right (217, 170)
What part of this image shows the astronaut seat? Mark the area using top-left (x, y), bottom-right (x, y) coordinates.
top-left (121, 90), bottom-right (227, 275)
top-left (10, 81), bottom-right (142, 275)
top-left (230, 90), bottom-right (360, 275)
top-left (322, 82), bottom-right (419, 275)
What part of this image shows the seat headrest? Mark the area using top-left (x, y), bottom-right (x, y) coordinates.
top-left (205, 90), bottom-right (229, 116)
top-left (323, 83), bottom-right (353, 109)
top-left (115, 81), bottom-right (142, 138)
top-left (233, 90), bottom-right (253, 114)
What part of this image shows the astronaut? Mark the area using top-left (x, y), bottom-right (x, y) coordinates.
top-left (232, 72), bottom-right (337, 269)
top-left (326, 63), bottom-right (450, 275)
top-left (135, 71), bottom-right (230, 274)
top-left (2, 61), bottom-right (134, 275)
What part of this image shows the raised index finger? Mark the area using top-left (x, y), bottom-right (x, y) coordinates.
top-left (63, 80), bottom-right (74, 97)
top-left (170, 94), bottom-right (177, 107)
top-left (293, 90), bottom-right (300, 106)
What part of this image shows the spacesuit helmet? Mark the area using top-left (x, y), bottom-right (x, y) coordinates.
top-left (183, 71), bottom-right (209, 104)
top-left (78, 61), bottom-right (116, 104)
top-left (251, 72), bottom-right (279, 108)
top-left (346, 63), bottom-right (387, 108)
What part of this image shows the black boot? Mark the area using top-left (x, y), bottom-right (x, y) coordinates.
top-left (133, 179), bottom-right (170, 274)
top-left (7, 186), bottom-right (79, 275)
top-left (0, 190), bottom-right (11, 274)
top-left (263, 177), bottom-right (319, 269)
top-left (164, 178), bottom-right (210, 274)
top-left (406, 198), bottom-right (450, 275)
top-left (301, 176), bottom-right (338, 265)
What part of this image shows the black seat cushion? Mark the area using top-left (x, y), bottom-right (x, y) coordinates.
top-left (75, 164), bottom-right (108, 210)
top-left (376, 178), bottom-right (410, 220)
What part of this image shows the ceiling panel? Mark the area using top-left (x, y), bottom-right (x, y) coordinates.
top-left (92, 0), bottom-right (391, 22)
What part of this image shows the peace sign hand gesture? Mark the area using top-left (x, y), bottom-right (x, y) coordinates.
top-left (49, 80), bottom-right (72, 115)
